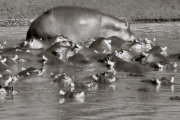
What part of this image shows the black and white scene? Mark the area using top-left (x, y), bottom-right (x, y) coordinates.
top-left (0, 0), bottom-right (180, 119)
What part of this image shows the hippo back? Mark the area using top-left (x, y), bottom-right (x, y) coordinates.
top-left (26, 6), bottom-right (135, 43)
top-left (26, 6), bottom-right (101, 43)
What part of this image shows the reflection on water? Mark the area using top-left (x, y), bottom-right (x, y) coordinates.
top-left (0, 22), bottom-right (180, 120)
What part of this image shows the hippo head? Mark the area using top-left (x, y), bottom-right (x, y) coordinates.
top-left (51, 72), bottom-right (62, 79)
top-left (130, 42), bottom-right (153, 56)
top-left (92, 71), bottom-right (116, 84)
top-left (116, 20), bottom-right (136, 42)
top-left (51, 34), bottom-right (69, 44)
top-left (0, 74), bottom-right (14, 87)
top-left (65, 44), bottom-right (83, 59)
top-left (102, 16), bottom-right (136, 42)
top-left (98, 53), bottom-right (118, 67)
top-left (114, 49), bottom-right (135, 62)
top-left (144, 38), bottom-right (157, 46)
top-left (0, 41), bottom-right (6, 49)
top-left (41, 55), bottom-right (48, 65)
top-left (51, 46), bottom-right (70, 60)
top-left (55, 73), bottom-right (73, 85)
top-left (0, 88), bottom-right (7, 98)
top-left (106, 58), bottom-right (116, 68)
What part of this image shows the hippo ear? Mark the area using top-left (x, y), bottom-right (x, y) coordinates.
top-left (26, 72), bottom-right (30, 76)
top-left (79, 91), bottom-right (85, 98)
top-left (59, 90), bottom-right (66, 96)
top-left (42, 55), bottom-right (48, 60)
top-left (144, 38), bottom-right (149, 43)
top-left (92, 74), bottom-right (98, 81)
top-left (172, 62), bottom-right (177, 68)
top-left (3, 41), bottom-right (6, 45)
top-left (139, 38), bottom-right (142, 41)
top-left (170, 76), bottom-right (175, 83)
top-left (16, 49), bottom-right (21, 51)
top-left (161, 46), bottom-right (167, 51)
top-left (13, 55), bottom-right (18, 60)
top-left (125, 21), bottom-right (129, 26)
top-left (119, 50), bottom-right (124, 54)
top-left (70, 82), bottom-right (75, 87)
top-left (102, 72), bottom-right (106, 76)
top-left (23, 41), bottom-right (28, 46)
top-left (6, 69), bottom-right (11, 73)
top-left (26, 50), bottom-right (31, 53)
top-left (94, 50), bottom-right (99, 53)
top-left (142, 52), bottom-right (148, 57)
top-left (1, 57), bottom-right (7, 63)
top-left (157, 63), bottom-right (163, 69)
top-left (41, 68), bottom-right (46, 73)
top-left (153, 38), bottom-right (156, 41)
top-left (113, 50), bottom-right (118, 56)
top-left (21, 67), bottom-right (26, 71)
top-left (30, 38), bottom-right (33, 43)
top-left (155, 78), bottom-right (161, 85)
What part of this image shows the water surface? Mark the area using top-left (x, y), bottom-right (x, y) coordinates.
top-left (0, 22), bottom-right (180, 120)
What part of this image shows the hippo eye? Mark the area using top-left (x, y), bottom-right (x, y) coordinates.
top-left (146, 43), bottom-right (152, 48)
top-left (74, 45), bottom-right (79, 48)
top-left (119, 50), bottom-right (124, 54)
top-left (102, 72), bottom-right (106, 76)
top-left (62, 41), bottom-right (66, 44)
top-left (125, 21), bottom-right (129, 27)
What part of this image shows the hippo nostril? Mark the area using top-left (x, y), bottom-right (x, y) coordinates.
top-left (41, 59), bottom-right (46, 63)
top-left (133, 39), bottom-right (138, 42)
top-left (106, 64), bottom-right (111, 68)
top-left (178, 56), bottom-right (180, 60)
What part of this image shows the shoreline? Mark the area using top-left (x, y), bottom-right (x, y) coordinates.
top-left (130, 18), bottom-right (180, 24)
top-left (0, 18), bottom-right (180, 27)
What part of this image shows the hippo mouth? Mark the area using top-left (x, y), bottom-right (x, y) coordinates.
top-left (51, 51), bottom-right (59, 56)
top-left (106, 64), bottom-right (112, 68)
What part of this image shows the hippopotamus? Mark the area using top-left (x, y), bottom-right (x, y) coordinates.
top-left (39, 55), bottom-right (64, 65)
top-left (92, 71), bottom-right (116, 84)
top-left (20, 35), bottom-right (71, 50)
top-left (148, 46), bottom-right (168, 56)
top-left (73, 80), bottom-right (97, 89)
top-left (0, 41), bottom-right (6, 49)
top-left (53, 73), bottom-right (73, 87)
top-left (0, 61), bottom-right (9, 71)
top-left (0, 51), bottom-right (40, 62)
top-left (113, 49), bottom-right (136, 62)
top-left (104, 54), bottom-right (150, 74)
top-left (18, 38), bottom-right (52, 50)
top-left (89, 37), bottom-right (112, 53)
top-left (141, 76), bottom-right (175, 85)
top-left (26, 6), bottom-right (135, 43)
top-left (141, 52), bottom-right (170, 65)
top-left (59, 89), bottom-right (85, 103)
top-left (107, 36), bottom-right (135, 51)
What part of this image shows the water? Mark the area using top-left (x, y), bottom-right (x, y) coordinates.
top-left (0, 22), bottom-right (180, 120)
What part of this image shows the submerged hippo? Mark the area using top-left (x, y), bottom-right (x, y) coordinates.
top-left (26, 6), bottom-right (135, 43)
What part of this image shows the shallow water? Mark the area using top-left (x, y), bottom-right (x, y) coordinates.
top-left (0, 22), bottom-right (180, 120)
